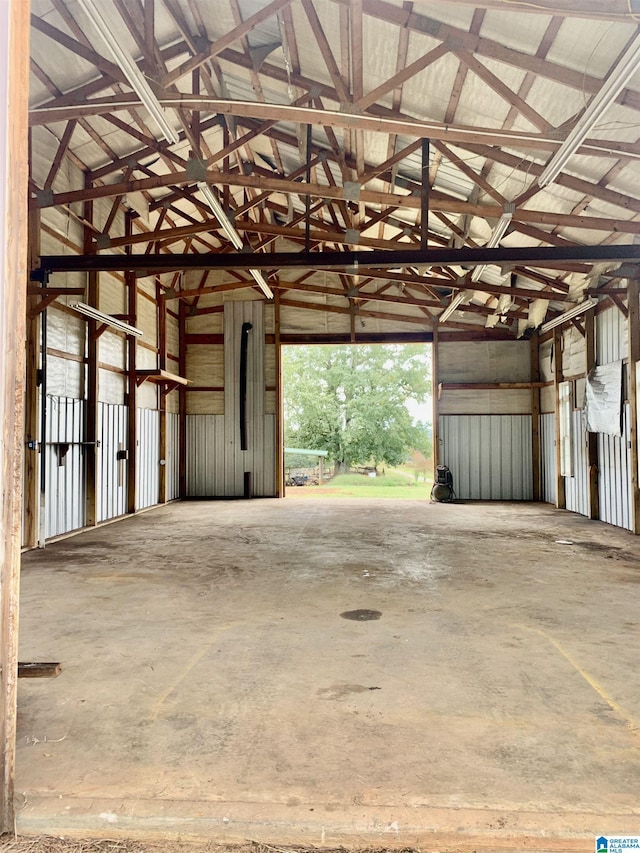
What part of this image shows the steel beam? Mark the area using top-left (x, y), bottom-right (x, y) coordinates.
top-left (36, 244), bottom-right (640, 275)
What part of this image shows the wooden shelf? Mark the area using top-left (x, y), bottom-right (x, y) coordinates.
top-left (135, 369), bottom-right (189, 396)
top-left (438, 381), bottom-right (547, 398)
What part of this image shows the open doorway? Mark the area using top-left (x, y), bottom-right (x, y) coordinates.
top-left (282, 343), bottom-right (432, 498)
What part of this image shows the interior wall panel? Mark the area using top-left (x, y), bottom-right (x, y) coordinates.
top-left (97, 402), bottom-right (127, 522)
top-left (44, 396), bottom-right (86, 539)
top-left (595, 308), bottom-right (631, 530)
top-left (186, 414), bottom-right (226, 496)
top-left (439, 415), bottom-right (533, 500)
top-left (136, 408), bottom-right (159, 510)
top-left (564, 409), bottom-right (589, 517)
top-left (539, 412), bottom-right (556, 505)
top-left (166, 412), bottom-right (180, 501)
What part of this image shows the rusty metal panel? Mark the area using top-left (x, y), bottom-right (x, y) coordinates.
top-left (439, 415), bottom-right (533, 500)
top-left (97, 402), bottom-right (127, 522)
top-left (539, 413), bottom-right (556, 505)
top-left (44, 396), bottom-right (86, 538)
top-left (136, 408), bottom-right (159, 510)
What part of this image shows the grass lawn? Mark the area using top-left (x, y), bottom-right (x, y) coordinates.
top-left (286, 469), bottom-right (433, 499)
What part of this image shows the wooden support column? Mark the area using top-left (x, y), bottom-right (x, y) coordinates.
top-left (432, 325), bottom-right (440, 470)
top-left (627, 278), bottom-right (640, 533)
top-left (125, 212), bottom-right (137, 515)
top-left (157, 278), bottom-right (167, 504)
top-left (0, 0), bottom-right (30, 831)
top-left (274, 289), bottom-right (284, 497)
top-left (178, 300), bottom-right (187, 498)
top-left (421, 138), bottom-right (429, 251)
top-left (553, 327), bottom-right (566, 509)
top-left (530, 332), bottom-right (541, 500)
top-left (23, 209), bottom-right (41, 548)
top-left (84, 173), bottom-right (99, 527)
top-left (585, 310), bottom-right (599, 520)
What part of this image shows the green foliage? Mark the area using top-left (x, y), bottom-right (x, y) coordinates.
top-left (284, 344), bottom-right (431, 471)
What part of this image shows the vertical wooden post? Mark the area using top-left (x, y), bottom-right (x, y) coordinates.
top-left (420, 138), bottom-right (430, 251)
top-left (0, 0), bottom-right (30, 831)
top-left (530, 332), bottom-right (541, 500)
top-left (274, 289), bottom-right (285, 498)
top-left (178, 300), bottom-right (187, 498)
top-left (125, 212), bottom-right (137, 514)
top-left (157, 279), bottom-right (167, 504)
top-left (24, 209), bottom-right (41, 548)
top-left (84, 174), bottom-right (99, 527)
top-left (627, 279), bottom-right (640, 534)
top-left (553, 327), bottom-right (566, 509)
top-left (432, 325), bottom-right (440, 470)
top-left (584, 309), bottom-right (599, 520)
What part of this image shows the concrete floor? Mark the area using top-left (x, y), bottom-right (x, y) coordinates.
top-left (15, 499), bottom-right (640, 850)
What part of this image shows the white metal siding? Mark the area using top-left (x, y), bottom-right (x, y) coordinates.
top-left (439, 415), bottom-right (533, 500)
top-left (137, 408), bottom-right (159, 510)
top-left (539, 413), bottom-right (556, 505)
top-left (185, 412), bottom-right (277, 497)
top-left (186, 414), bottom-right (226, 496)
top-left (166, 412), bottom-right (180, 501)
top-left (595, 307), bottom-right (631, 530)
top-left (45, 396), bottom-right (86, 538)
top-left (598, 403), bottom-right (632, 531)
top-left (565, 409), bottom-right (589, 517)
top-left (97, 402), bottom-right (127, 522)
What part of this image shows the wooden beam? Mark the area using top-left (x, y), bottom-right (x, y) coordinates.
top-left (530, 332), bottom-right (541, 501)
top-left (274, 290), bottom-right (284, 498)
top-left (84, 174), bottom-right (99, 528)
top-left (178, 300), bottom-right (187, 499)
top-left (553, 328), bottom-right (566, 510)
top-left (23, 209), bottom-right (41, 550)
top-left (157, 278), bottom-right (167, 504)
top-left (34, 169), bottom-right (640, 236)
top-left (0, 0), bottom-right (29, 831)
top-left (126, 257), bottom-right (137, 515)
top-left (432, 325), bottom-right (440, 470)
top-left (627, 278), bottom-right (640, 534)
top-left (30, 96), bottom-right (640, 163)
top-left (584, 309), bottom-right (599, 520)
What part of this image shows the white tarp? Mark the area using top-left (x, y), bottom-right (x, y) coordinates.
top-left (585, 361), bottom-right (623, 436)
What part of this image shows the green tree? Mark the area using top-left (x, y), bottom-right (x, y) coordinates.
top-left (284, 344), bottom-right (430, 473)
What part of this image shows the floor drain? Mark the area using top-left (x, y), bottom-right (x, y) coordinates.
top-left (340, 609), bottom-right (382, 621)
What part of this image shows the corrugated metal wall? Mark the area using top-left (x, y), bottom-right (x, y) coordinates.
top-left (45, 396), bottom-right (86, 538)
top-left (596, 307), bottom-right (631, 531)
top-left (136, 408), bottom-right (159, 510)
top-left (539, 412), bottom-right (556, 505)
top-left (186, 302), bottom-right (276, 498)
top-left (598, 403), bottom-right (632, 531)
top-left (166, 412), bottom-right (180, 501)
top-left (186, 413), bottom-right (276, 497)
top-left (97, 402), bottom-right (127, 522)
top-left (439, 415), bottom-right (533, 500)
top-left (565, 409), bottom-right (589, 517)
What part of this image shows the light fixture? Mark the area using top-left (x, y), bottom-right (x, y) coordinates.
top-left (439, 291), bottom-right (468, 324)
top-left (539, 297), bottom-right (598, 333)
top-left (197, 182), bottom-right (244, 250)
top-left (75, 0), bottom-right (179, 145)
top-left (538, 33), bottom-right (640, 188)
top-left (71, 302), bottom-right (144, 337)
top-left (249, 269), bottom-right (274, 300)
top-left (471, 204), bottom-right (515, 282)
top-left (198, 182), bottom-right (274, 299)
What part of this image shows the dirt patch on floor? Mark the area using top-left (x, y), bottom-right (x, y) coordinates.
top-left (0, 839), bottom-right (417, 853)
